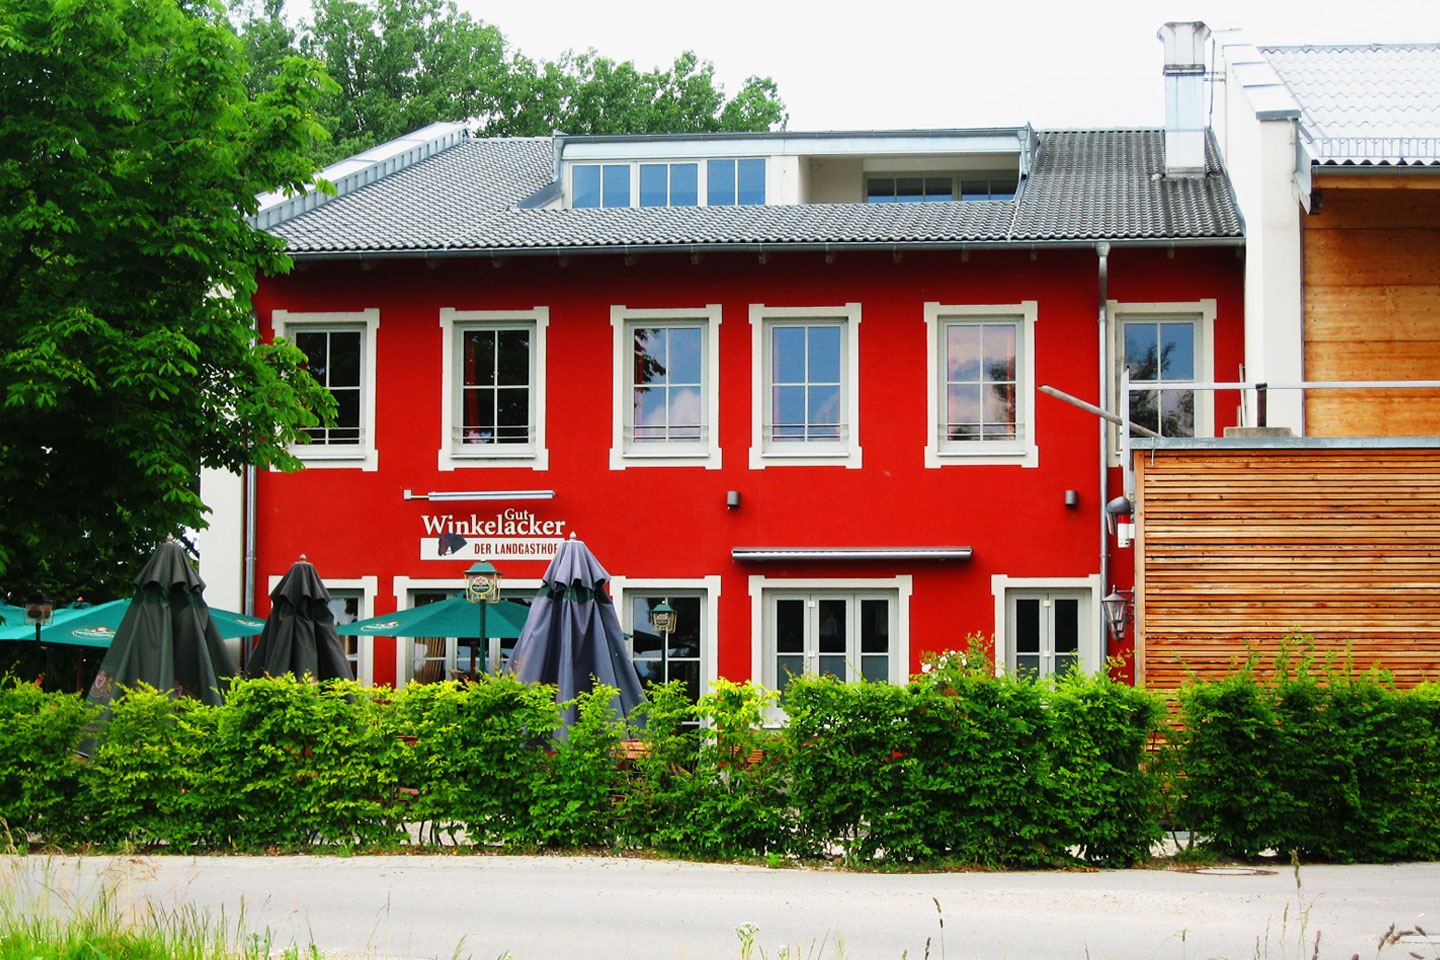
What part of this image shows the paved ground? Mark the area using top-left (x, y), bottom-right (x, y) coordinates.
top-left (7, 854), bottom-right (1438, 960)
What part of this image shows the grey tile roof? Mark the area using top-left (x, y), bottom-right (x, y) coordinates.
top-left (1261, 44), bottom-right (1440, 164)
top-left (269, 130), bottom-right (1242, 256)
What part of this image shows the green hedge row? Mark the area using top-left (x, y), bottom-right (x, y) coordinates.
top-left (1, 648), bottom-right (1435, 864)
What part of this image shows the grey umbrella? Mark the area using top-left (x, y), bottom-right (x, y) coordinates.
top-left (510, 537), bottom-right (646, 734)
top-left (80, 537), bottom-right (239, 754)
top-left (243, 556), bottom-right (352, 681)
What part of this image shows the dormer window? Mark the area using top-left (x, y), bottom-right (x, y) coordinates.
top-left (865, 171), bottom-right (1019, 203)
top-left (570, 159), bottom-right (766, 209)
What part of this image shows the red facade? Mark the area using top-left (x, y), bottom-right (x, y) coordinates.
top-left (251, 244), bottom-right (1243, 689)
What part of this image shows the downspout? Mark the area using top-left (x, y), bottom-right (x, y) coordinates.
top-left (244, 308), bottom-right (260, 623)
top-left (1096, 242), bottom-right (1111, 654)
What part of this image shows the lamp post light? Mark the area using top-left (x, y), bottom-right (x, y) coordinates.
top-left (1101, 588), bottom-right (1132, 644)
top-left (464, 560), bottom-right (502, 675)
top-left (647, 600), bottom-right (677, 682)
top-left (24, 593), bottom-right (54, 646)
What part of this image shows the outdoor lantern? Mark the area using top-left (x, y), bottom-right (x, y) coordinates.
top-left (649, 600), bottom-right (677, 635)
top-left (1102, 589), bottom-right (1131, 643)
top-left (24, 593), bottom-right (54, 627)
top-left (464, 560), bottom-right (503, 604)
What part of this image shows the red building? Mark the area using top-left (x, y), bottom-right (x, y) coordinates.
top-left (204, 117), bottom-right (1244, 694)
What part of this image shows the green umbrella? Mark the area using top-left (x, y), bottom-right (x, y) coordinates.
top-left (0, 601), bottom-right (264, 647)
top-left (337, 595), bottom-right (529, 639)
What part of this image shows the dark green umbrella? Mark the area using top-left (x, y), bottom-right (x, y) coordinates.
top-left (244, 557), bottom-right (352, 681)
top-left (85, 537), bottom-right (238, 712)
top-left (336, 595), bottom-right (530, 640)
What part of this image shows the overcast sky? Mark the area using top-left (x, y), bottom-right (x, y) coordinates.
top-left (458, 0), bottom-right (1439, 131)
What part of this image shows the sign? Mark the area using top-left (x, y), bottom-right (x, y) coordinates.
top-left (419, 508), bottom-right (567, 562)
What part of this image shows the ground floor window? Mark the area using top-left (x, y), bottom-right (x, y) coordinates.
top-left (627, 593), bottom-right (704, 702)
top-left (991, 575), bottom-right (1101, 678)
top-left (761, 589), bottom-right (899, 690)
top-left (404, 587), bottom-right (532, 684)
top-left (328, 589), bottom-right (362, 679)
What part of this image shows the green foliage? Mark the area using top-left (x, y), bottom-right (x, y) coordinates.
top-left (200, 676), bottom-right (406, 849)
top-left (1174, 644), bottom-right (1440, 861)
top-left (393, 674), bottom-right (557, 844)
top-left (0, 0), bottom-right (336, 597)
top-left (523, 686), bottom-right (625, 848)
top-left (0, 678), bottom-right (90, 845)
top-left (624, 680), bottom-right (791, 859)
top-left (227, 0), bottom-right (787, 166)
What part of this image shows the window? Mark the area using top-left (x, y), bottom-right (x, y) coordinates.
top-left (570, 159), bottom-right (764, 208)
top-left (865, 172), bottom-right (1019, 203)
top-left (610, 305), bottom-right (722, 468)
top-left (573, 164), bottom-right (630, 208)
top-left (272, 309), bottom-right (379, 471)
top-left (399, 584), bottom-right (534, 685)
top-left (925, 302), bottom-right (1037, 467)
top-left (628, 594), bottom-right (704, 703)
top-left (707, 158), bottom-right (766, 205)
top-left (439, 308), bottom-right (549, 470)
top-left (751, 577), bottom-right (911, 699)
top-left (1108, 300), bottom-right (1215, 457)
top-left (1124, 320), bottom-right (1197, 437)
top-left (640, 162), bottom-right (699, 207)
top-left (991, 575), bottom-right (1101, 679)
top-left (749, 303), bottom-right (862, 468)
top-left (328, 589), bottom-right (363, 679)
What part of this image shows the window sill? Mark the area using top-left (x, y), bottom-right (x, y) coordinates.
top-left (926, 444), bottom-right (1037, 469)
top-left (611, 445), bottom-right (721, 470)
top-left (751, 445), bottom-right (862, 469)
top-left (287, 447), bottom-right (377, 471)
top-left (439, 447), bottom-right (549, 471)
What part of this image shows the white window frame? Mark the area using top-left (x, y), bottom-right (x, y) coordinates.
top-left (390, 575), bottom-right (540, 687)
top-left (272, 309), bottom-right (380, 471)
top-left (264, 573), bottom-right (377, 684)
top-left (990, 574), bottom-right (1102, 678)
top-left (924, 301), bottom-right (1039, 468)
top-left (611, 575), bottom-right (721, 699)
top-left (1107, 299), bottom-right (1216, 463)
top-left (439, 307), bottom-right (549, 471)
top-left (749, 303), bottom-right (863, 469)
top-left (748, 575), bottom-right (912, 692)
top-left (609, 304), bottom-right (722, 469)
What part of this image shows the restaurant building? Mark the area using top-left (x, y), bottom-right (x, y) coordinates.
top-left (200, 27), bottom-right (1246, 690)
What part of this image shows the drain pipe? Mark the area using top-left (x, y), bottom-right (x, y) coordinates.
top-left (1096, 242), bottom-right (1111, 653)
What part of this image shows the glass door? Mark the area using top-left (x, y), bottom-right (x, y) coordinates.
top-left (1005, 590), bottom-right (1087, 678)
top-left (767, 592), bottom-right (895, 690)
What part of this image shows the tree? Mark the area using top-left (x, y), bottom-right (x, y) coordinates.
top-left (231, 0), bottom-right (786, 166)
top-left (0, 0), bottom-right (337, 601)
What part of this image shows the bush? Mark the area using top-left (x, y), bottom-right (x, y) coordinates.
top-left (0, 678), bottom-right (91, 846)
top-left (1175, 644), bottom-right (1440, 861)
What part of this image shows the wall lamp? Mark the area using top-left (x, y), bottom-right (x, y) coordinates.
top-left (1101, 588), bottom-right (1133, 644)
top-left (404, 490), bottom-right (556, 502)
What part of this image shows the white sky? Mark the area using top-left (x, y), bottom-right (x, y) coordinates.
top-left (456, 0), bottom-right (1439, 131)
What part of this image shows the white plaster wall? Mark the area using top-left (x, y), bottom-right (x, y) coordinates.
top-left (196, 467), bottom-right (245, 611)
top-left (804, 157), bottom-right (864, 203)
top-left (1214, 50), bottom-right (1306, 433)
top-left (770, 155), bottom-right (802, 205)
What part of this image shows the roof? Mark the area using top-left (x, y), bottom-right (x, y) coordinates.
top-left (1260, 44), bottom-right (1440, 165)
top-left (265, 129), bottom-right (1243, 258)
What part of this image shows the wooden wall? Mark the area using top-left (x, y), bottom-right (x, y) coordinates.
top-left (1135, 445), bottom-right (1440, 689)
top-left (1304, 179), bottom-right (1440, 435)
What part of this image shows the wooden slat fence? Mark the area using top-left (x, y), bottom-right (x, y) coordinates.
top-left (1135, 446), bottom-right (1440, 689)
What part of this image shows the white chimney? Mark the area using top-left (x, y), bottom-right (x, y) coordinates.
top-left (1157, 21), bottom-right (1211, 178)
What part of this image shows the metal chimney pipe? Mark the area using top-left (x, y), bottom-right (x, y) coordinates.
top-left (1157, 21), bottom-right (1211, 178)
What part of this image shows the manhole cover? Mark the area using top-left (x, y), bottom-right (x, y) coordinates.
top-left (1191, 867), bottom-right (1278, 876)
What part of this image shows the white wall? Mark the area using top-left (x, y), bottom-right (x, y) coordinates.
top-left (196, 467), bottom-right (245, 612)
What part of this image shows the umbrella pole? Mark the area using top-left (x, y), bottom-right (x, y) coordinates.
top-left (479, 602), bottom-right (487, 676)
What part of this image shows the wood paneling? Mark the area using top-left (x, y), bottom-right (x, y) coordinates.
top-left (1136, 447), bottom-right (1440, 690)
top-left (1303, 183), bottom-right (1440, 435)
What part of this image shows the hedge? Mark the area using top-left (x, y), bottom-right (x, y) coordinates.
top-left (0, 647), bottom-right (1434, 864)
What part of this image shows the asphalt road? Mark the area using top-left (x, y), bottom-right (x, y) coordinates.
top-left (8, 855), bottom-right (1438, 960)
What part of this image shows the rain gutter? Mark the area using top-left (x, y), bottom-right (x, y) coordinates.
top-left (287, 236), bottom-right (1244, 263)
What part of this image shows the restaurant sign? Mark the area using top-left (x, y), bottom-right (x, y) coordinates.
top-left (419, 508), bottom-right (567, 561)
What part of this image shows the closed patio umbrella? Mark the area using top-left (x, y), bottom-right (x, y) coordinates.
top-left (80, 536), bottom-right (239, 754)
top-left (244, 556), bottom-right (352, 681)
top-left (509, 537), bottom-right (646, 734)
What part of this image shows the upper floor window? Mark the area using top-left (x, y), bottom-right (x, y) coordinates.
top-left (272, 308), bottom-right (380, 471)
top-left (749, 303), bottom-right (862, 469)
top-left (707, 158), bottom-right (765, 205)
top-left (865, 171), bottom-right (1019, 203)
top-left (924, 302), bottom-right (1038, 468)
top-left (1107, 300), bottom-right (1216, 459)
top-left (640, 162), bottom-right (699, 207)
top-left (439, 307), bottom-right (549, 470)
top-left (570, 159), bottom-right (765, 208)
top-left (610, 305), bottom-right (722, 469)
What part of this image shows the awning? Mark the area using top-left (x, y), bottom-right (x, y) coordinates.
top-left (731, 547), bottom-right (972, 562)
